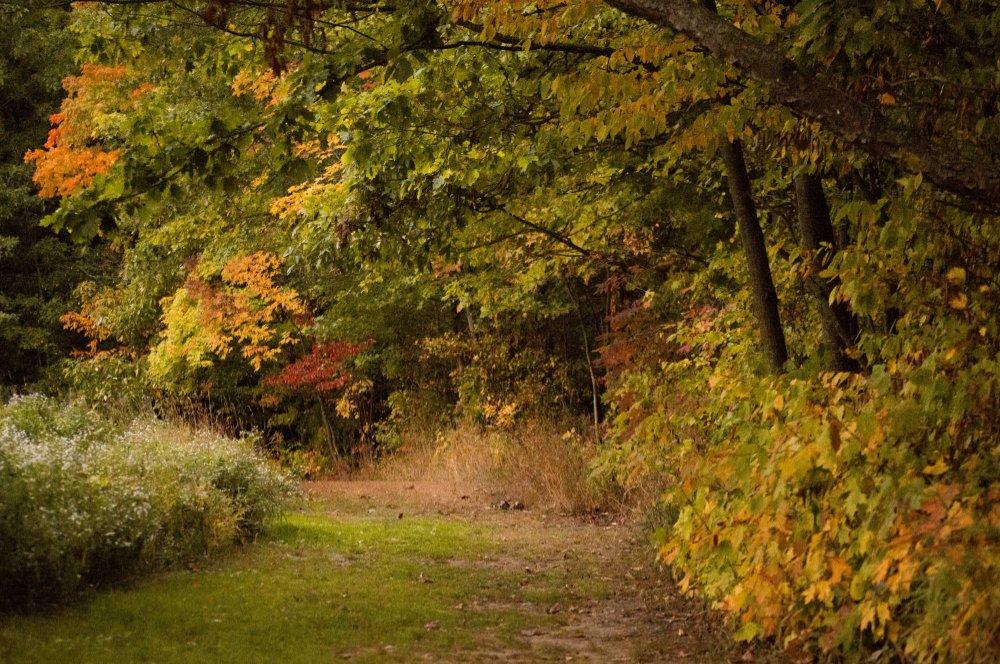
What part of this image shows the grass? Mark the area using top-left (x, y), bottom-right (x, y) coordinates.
top-left (366, 420), bottom-right (618, 514)
top-left (0, 500), bottom-right (610, 663)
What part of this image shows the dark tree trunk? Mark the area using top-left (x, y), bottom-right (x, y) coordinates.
top-left (560, 276), bottom-right (603, 438)
top-left (317, 396), bottom-right (339, 459)
top-left (793, 173), bottom-right (861, 372)
top-left (720, 139), bottom-right (788, 372)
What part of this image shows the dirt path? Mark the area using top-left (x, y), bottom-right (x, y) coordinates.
top-left (306, 480), bottom-right (749, 662)
top-left (1, 479), bottom-right (764, 663)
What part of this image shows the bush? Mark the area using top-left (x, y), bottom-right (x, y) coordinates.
top-left (599, 249), bottom-right (1000, 661)
top-left (0, 395), bottom-right (295, 608)
top-left (607, 362), bottom-right (998, 661)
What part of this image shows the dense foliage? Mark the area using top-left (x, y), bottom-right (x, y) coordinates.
top-left (0, 395), bottom-right (293, 607)
top-left (0, 4), bottom-right (100, 384)
top-left (4, 0), bottom-right (998, 659)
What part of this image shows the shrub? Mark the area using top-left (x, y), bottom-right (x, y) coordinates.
top-left (599, 257), bottom-right (1000, 661)
top-left (0, 395), bottom-right (295, 608)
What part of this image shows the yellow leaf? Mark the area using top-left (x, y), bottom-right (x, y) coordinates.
top-left (946, 267), bottom-right (966, 284)
top-left (923, 458), bottom-right (949, 475)
top-left (878, 92), bottom-right (896, 105)
top-left (948, 292), bottom-right (967, 309)
top-left (829, 557), bottom-right (851, 584)
top-left (860, 604), bottom-right (876, 630)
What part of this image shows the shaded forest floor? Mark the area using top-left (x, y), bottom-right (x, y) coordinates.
top-left (0, 481), bottom-right (762, 662)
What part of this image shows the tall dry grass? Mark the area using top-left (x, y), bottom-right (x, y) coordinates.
top-left (363, 419), bottom-right (624, 514)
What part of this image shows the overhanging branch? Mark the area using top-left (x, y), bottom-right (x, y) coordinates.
top-left (604, 0), bottom-right (1000, 212)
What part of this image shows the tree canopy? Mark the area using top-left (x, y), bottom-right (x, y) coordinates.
top-left (6, 0), bottom-right (999, 660)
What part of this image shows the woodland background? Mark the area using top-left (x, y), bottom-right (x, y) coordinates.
top-left (1, 0), bottom-right (998, 660)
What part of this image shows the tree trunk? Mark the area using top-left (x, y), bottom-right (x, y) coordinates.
top-left (564, 279), bottom-right (603, 439)
top-left (719, 139), bottom-right (788, 371)
top-left (317, 396), bottom-right (338, 459)
top-left (793, 173), bottom-right (861, 372)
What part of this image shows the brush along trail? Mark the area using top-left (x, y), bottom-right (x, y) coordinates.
top-left (0, 480), bottom-right (757, 663)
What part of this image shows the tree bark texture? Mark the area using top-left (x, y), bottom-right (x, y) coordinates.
top-left (793, 173), bottom-right (861, 372)
top-left (719, 139), bottom-right (789, 371)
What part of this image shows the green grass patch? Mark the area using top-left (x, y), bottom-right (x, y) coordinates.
top-left (0, 508), bottom-right (600, 662)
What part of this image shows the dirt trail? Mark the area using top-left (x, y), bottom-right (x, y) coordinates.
top-left (306, 480), bottom-right (754, 663)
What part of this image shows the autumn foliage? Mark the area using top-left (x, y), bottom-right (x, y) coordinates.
top-left (147, 252), bottom-right (306, 386)
top-left (265, 341), bottom-right (366, 394)
top-left (23, 64), bottom-right (125, 197)
top-left (10, 1), bottom-right (1000, 661)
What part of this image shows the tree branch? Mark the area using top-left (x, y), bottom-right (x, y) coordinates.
top-left (604, 0), bottom-right (1000, 212)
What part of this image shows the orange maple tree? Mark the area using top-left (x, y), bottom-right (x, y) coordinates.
top-left (24, 63), bottom-right (128, 198)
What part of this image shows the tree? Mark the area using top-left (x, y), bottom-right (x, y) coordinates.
top-left (0, 3), bottom-right (94, 385)
top-left (793, 172), bottom-right (860, 372)
top-left (719, 139), bottom-right (787, 371)
top-left (605, 0), bottom-right (1000, 210)
top-left (19, 1), bottom-right (1000, 659)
